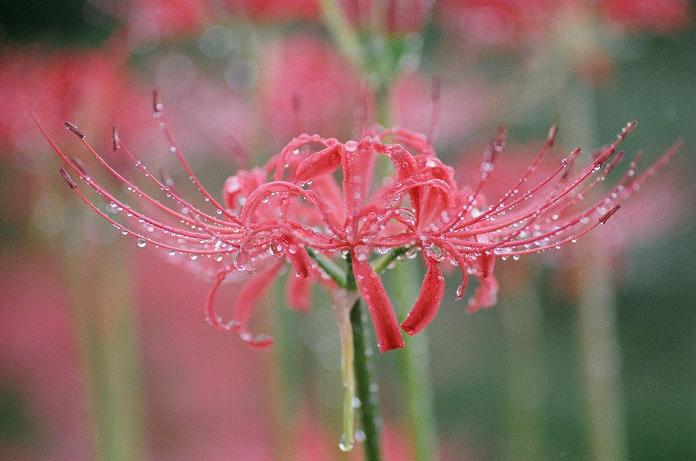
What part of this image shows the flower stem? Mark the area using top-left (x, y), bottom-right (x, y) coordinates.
top-left (371, 247), bottom-right (407, 274)
top-left (350, 301), bottom-right (382, 461)
top-left (307, 247), bottom-right (347, 287)
top-left (346, 255), bottom-right (383, 461)
top-left (331, 289), bottom-right (358, 452)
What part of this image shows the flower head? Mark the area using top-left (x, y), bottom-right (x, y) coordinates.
top-left (37, 96), bottom-right (678, 353)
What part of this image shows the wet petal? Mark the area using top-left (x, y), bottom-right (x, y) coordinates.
top-left (467, 275), bottom-right (499, 313)
top-left (232, 261), bottom-right (284, 346)
top-left (352, 254), bottom-right (405, 352)
top-left (295, 144), bottom-right (342, 182)
top-left (401, 255), bottom-right (445, 336)
top-left (286, 243), bottom-right (312, 279)
top-left (287, 272), bottom-right (311, 311)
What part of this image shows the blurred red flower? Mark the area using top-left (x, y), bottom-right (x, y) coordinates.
top-left (438, 0), bottom-right (690, 52)
top-left (0, 45), bottom-right (147, 155)
top-left (258, 35), bottom-right (362, 147)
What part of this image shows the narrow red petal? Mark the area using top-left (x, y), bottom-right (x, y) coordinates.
top-left (232, 261), bottom-right (284, 345)
top-left (467, 275), bottom-right (499, 313)
top-left (205, 268), bottom-right (236, 331)
top-left (352, 255), bottom-right (405, 352)
top-left (400, 255), bottom-right (445, 336)
top-left (286, 244), bottom-right (312, 279)
top-left (287, 273), bottom-right (311, 311)
top-left (295, 144), bottom-right (342, 182)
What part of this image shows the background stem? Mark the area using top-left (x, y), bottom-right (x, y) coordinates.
top-left (560, 80), bottom-right (628, 461)
top-left (500, 266), bottom-right (544, 461)
top-left (63, 224), bottom-right (145, 461)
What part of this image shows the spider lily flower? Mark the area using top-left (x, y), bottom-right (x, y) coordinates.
top-left (36, 97), bottom-right (678, 353)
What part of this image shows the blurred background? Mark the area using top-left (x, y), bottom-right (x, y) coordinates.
top-left (1, 1), bottom-right (695, 460)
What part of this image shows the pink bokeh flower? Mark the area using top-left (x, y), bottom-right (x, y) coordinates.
top-left (0, 45), bottom-right (148, 158)
top-left (258, 35), bottom-right (362, 147)
top-left (438, 0), bottom-right (690, 52)
top-left (36, 95), bottom-right (679, 354)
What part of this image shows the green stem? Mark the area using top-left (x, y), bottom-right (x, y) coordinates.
top-left (333, 290), bottom-right (357, 452)
top-left (371, 247), bottom-right (407, 274)
top-left (500, 267), bottom-right (544, 461)
top-left (346, 255), bottom-right (382, 461)
top-left (350, 301), bottom-right (382, 461)
top-left (560, 80), bottom-right (627, 461)
top-left (61, 204), bottom-right (144, 461)
top-left (318, 0), bottom-right (364, 71)
top-left (307, 247), bottom-right (347, 287)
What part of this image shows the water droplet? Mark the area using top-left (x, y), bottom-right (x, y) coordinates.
top-left (355, 430), bottom-right (366, 443)
top-left (354, 245), bottom-right (369, 261)
top-left (456, 284), bottom-right (466, 300)
top-left (424, 243), bottom-right (444, 262)
top-left (137, 238), bottom-right (147, 248)
top-left (339, 434), bottom-right (353, 452)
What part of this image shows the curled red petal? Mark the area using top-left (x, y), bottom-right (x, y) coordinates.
top-left (352, 254), bottom-right (405, 352)
top-left (400, 255), bottom-right (445, 336)
top-left (295, 143), bottom-right (342, 182)
top-left (240, 181), bottom-right (305, 224)
top-left (223, 168), bottom-right (265, 210)
top-left (205, 267), bottom-right (236, 331)
top-left (231, 261), bottom-right (284, 346)
top-left (467, 275), bottom-right (499, 313)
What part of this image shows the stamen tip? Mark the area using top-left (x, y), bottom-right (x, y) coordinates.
top-left (58, 167), bottom-right (77, 189)
top-left (152, 90), bottom-right (163, 114)
top-left (64, 121), bottom-right (85, 139)
top-left (112, 126), bottom-right (120, 151)
top-left (547, 124), bottom-right (558, 144)
top-left (599, 204), bottom-right (621, 224)
top-left (291, 93), bottom-right (302, 112)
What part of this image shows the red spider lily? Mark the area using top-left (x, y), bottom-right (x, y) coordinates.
top-left (36, 96), bottom-right (678, 353)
